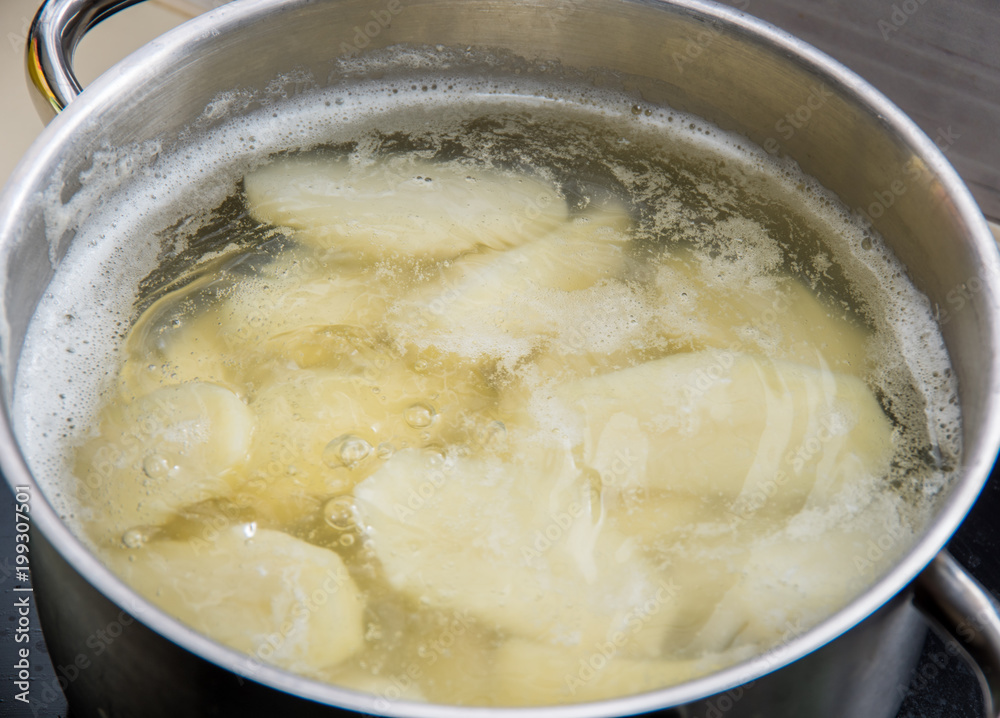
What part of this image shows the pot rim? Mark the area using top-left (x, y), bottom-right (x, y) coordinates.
top-left (2, 0), bottom-right (999, 715)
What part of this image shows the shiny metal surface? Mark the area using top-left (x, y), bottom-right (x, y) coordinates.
top-left (915, 552), bottom-right (1000, 717)
top-left (26, 0), bottom-right (145, 117)
top-left (4, 0), bottom-right (1000, 716)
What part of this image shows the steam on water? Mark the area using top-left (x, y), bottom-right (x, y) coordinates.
top-left (12, 70), bottom-right (959, 706)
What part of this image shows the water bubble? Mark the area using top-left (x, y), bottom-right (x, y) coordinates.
top-left (122, 527), bottom-right (150, 549)
top-left (324, 496), bottom-right (357, 531)
top-left (241, 522), bottom-right (257, 539)
top-left (404, 403), bottom-right (436, 429)
top-left (423, 445), bottom-right (449, 466)
top-left (340, 533), bottom-right (356, 547)
top-left (413, 359), bottom-right (429, 372)
top-left (142, 454), bottom-right (169, 480)
top-left (376, 442), bottom-right (395, 460)
top-left (323, 434), bottom-right (373, 469)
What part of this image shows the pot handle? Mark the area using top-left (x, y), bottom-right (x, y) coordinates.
top-left (914, 550), bottom-right (1000, 717)
top-left (26, 0), bottom-right (148, 117)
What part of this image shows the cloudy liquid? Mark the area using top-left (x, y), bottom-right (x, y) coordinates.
top-left (13, 73), bottom-right (960, 707)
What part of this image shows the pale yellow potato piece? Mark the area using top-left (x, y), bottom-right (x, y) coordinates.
top-left (390, 610), bottom-right (495, 706)
top-left (601, 490), bottom-right (767, 651)
top-left (653, 252), bottom-right (870, 375)
top-left (215, 249), bottom-right (389, 364)
top-left (108, 526), bottom-right (364, 675)
top-left (241, 354), bottom-right (497, 513)
top-left (531, 351), bottom-right (892, 507)
top-left (118, 243), bottom-right (388, 397)
top-left (118, 275), bottom-right (234, 399)
top-left (689, 528), bottom-right (884, 654)
top-left (76, 381), bottom-right (254, 541)
top-left (353, 447), bottom-right (675, 655)
top-left (493, 638), bottom-right (702, 706)
top-left (604, 491), bottom-right (724, 542)
top-left (242, 368), bottom-right (395, 505)
top-left (325, 664), bottom-right (426, 704)
top-left (243, 154), bottom-right (567, 259)
top-left (391, 207), bottom-right (633, 359)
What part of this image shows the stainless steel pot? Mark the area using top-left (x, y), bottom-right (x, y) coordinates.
top-left (5, 0), bottom-right (1000, 716)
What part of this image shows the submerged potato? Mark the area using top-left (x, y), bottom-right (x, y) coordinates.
top-left (244, 154), bottom-right (568, 259)
top-left (493, 638), bottom-right (703, 705)
top-left (215, 248), bottom-right (390, 365)
top-left (653, 251), bottom-right (870, 375)
top-left (109, 526), bottom-right (365, 674)
top-left (689, 527), bottom-right (890, 653)
top-left (117, 276), bottom-right (234, 398)
top-left (353, 447), bottom-right (676, 655)
top-left (522, 351), bottom-right (893, 506)
top-left (324, 664), bottom-right (426, 703)
top-left (390, 206), bottom-right (633, 360)
top-left (76, 381), bottom-right (254, 541)
top-left (239, 347), bottom-right (498, 517)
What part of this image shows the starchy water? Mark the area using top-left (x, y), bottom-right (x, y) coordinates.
top-left (12, 71), bottom-right (960, 706)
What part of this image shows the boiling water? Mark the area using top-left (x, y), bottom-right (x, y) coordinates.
top-left (13, 72), bottom-right (960, 706)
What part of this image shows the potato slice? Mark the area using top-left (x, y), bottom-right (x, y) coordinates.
top-left (390, 207), bottom-right (633, 360)
top-left (598, 486), bottom-right (768, 651)
top-left (506, 351), bottom-right (893, 510)
top-left (604, 491), bottom-right (723, 542)
top-left (215, 249), bottom-right (389, 363)
top-left (242, 368), bottom-right (392, 507)
top-left (76, 381), bottom-right (254, 541)
top-left (653, 252), bottom-right (870, 375)
top-left (324, 664), bottom-right (426, 704)
top-left (243, 154), bottom-right (567, 260)
top-left (117, 275), bottom-right (234, 399)
top-left (387, 610), bottom-right (495, 706)
top-left (353, 447), bottom-right (675, 656)
top-left (493, 638), bottom-right (702, 705)
top-left (118, 240), bottom-right (391, 396)
top-left (319, 600), bottom-right (491, 706)
top-left (239, 347), bottom-right (498, 515)
top-left (108, 526), bottom-right (364, 674)
top-left (689, 528), bottom-right (881, 654)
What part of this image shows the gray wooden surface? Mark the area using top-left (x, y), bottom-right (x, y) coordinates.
top-left (739, 0), bottom-right (1000, 221)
